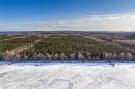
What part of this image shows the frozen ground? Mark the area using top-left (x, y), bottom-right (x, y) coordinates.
top-left (0, 63), bottom-right (135, 89)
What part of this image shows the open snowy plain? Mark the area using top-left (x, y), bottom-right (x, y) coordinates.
top-left (0, 63), bottom-right (135, 89)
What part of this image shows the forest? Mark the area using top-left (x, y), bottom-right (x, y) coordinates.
top-left (0, 33), bottom-right (135, 61)
top-left (20, 35), bottom-right (135, 61)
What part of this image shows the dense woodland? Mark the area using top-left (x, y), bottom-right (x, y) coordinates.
top-left (0, 36), bottom-right (37, 60)
top-left (20, 35), bottom-right (135, 61)
top-left (0, 37), bottom-right (34, 52)
top-left (0, 34), bottom-right (135, 61)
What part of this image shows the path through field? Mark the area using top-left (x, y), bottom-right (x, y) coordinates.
top-left (0, 63), bottom-right (135, 89)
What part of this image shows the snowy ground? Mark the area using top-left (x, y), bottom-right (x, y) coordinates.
top-left (0, 63), bottom-right (135, 89)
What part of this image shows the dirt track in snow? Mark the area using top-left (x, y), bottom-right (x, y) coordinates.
top-left (0, 63), bottom-right (135, 89)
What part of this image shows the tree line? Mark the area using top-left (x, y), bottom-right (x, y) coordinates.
top-left (17, 35), bottom-right (135, 61)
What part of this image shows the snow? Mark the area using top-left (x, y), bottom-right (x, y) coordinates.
top-left (0, 63), bottom-right (135, 89)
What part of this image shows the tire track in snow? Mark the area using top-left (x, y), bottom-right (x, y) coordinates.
top-left (0, 64), bottom-right (135, 89)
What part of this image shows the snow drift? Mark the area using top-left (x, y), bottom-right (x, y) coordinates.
top-left (0, 63), bottom-right (135, 89)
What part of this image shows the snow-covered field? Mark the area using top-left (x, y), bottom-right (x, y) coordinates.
top-left (0, 63), bottom-right (135, 89)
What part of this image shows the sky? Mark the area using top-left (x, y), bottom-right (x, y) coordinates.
top-left (0, 0), bottom-right (135, 32)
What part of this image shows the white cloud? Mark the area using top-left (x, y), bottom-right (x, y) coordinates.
top-left (1, 13), bottom-right (135, 32)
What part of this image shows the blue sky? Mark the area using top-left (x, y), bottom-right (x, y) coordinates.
top-left (0, 0), bottom-right (135, 21)
top-left (0, 0), bottom-right (135, 31)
